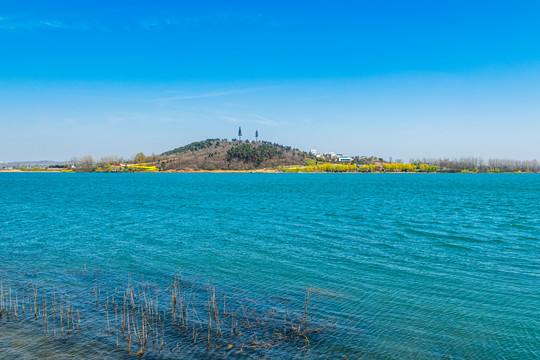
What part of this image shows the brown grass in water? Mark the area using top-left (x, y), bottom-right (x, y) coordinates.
top-left (0, 270), bottom-right (327, 358)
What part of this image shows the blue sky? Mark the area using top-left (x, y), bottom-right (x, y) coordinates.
top-left (1, 1), bottom-right (539, 161)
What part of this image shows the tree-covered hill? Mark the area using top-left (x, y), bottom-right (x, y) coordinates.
top-left (159, 139), bottom-right (311, 171)
top-left (161, 139), bottom-right (221, 156)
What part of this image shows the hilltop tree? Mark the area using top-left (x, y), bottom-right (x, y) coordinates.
top-left (134, 153), bottom-right (146, 163)
top-left (255, 130), bottom-right (259, 142)
top-left (238, 127), bottom-right (242, 141)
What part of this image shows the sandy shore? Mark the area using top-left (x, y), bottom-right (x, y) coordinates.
top-left (0, 169), bottom-right (280, 173)
top-left (2, 169), bottom-right (536, 174)
top-left (0, 169), bottom-right (64, 173)
top-left (161, 169), bottom-right (280, 173)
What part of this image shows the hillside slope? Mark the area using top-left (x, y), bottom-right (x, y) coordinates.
top-left (160, 139), bottom-right (311, 171)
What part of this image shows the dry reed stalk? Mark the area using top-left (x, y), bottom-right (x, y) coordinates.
top-left (241, 304), bottom-right (251, 328)
top-left (179, 291), bottom-right (186, 328)
top-left (171, 290), bottom-right (176, 321)
top-left (14, 291), bottom-right (18, 318)
top-left (60, 297), bottom-right (63, 333)
top-left (127, 309), bottom-right (131, 352)
top-left (33, 287), bottom-right (37, 319)
top-left (155, 295), bottom-right (158, 323)
top-left (106, 304), bottom-right (111, 335)
top-left (53, 291), bottom-right (56, 336)
top-left (161, 324), bottom-right (164, 350)
top-left (132, 310), bottom-right (140, 348)
top-left (66, 295), bottom-right (70, 335)
top-left (71, 301), bottom-right (75, 332)
top-left (154, 315), bottom-right (159, 349)
top-left (283, 313), bottom-right (287, 336)
top-left (222, 294), bottom-right (227, 318)
top-left (303, 289), bottom-right (311, 318)
top-left (141, 311), bottom-right (146, 350)
top-left (115, 304), bottom-right (119, 347)
top-left (43, 295), bottom-right (47, 335)
top-left (207, 296), bottom-right (212, 348)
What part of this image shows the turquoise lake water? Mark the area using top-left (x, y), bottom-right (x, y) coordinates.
top-left (0, 173), bottom-right (539, 359)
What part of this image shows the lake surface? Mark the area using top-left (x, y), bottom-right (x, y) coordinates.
top-left (0, 173), bottom-right (539, 359)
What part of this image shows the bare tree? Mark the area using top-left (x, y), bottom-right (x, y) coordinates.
top-left (79, 155), bottom-right (95, 171)
top-left (411, 157), bottom-right (539, 172)
top-left (99, 155), bottom-right (123, 165)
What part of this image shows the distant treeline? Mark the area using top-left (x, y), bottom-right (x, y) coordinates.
top-left (410, 157), bottom-right (539, 173)
top-left (12, 139), bottom-right (537, 173)
top-left (66, 155), bottom-right (158, 172)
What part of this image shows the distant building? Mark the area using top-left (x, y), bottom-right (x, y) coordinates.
top-left (319, 151), bottom-right (356, 162)
top-left (310, 149), bottom-right (317, 156)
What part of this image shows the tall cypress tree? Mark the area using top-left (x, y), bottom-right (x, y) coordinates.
top-left (238, 127), bottom-right (242, 141)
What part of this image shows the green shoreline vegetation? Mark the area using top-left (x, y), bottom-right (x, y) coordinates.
top-left (4, 138), bottom-right (539, 173)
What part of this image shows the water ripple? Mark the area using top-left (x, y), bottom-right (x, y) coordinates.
top-left (0, 173), bottom-right (539, 359)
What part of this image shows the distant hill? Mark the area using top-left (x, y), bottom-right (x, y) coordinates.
top-left (159, 139), bottom-right (311, 171)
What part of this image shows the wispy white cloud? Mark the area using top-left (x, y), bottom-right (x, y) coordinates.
top-left (223, 116), bottom-right (242, 124)
top-left (153, 86), bottom-right (283, 103)
top-left (136, 11), bottom-right (281, 32)
top-left (0, 14), bottom-right (88, 31)
top-left (38, 20), bottom-right (64, 29)
top-left (104, 111), bottom-right (209, 125)
top-left (0, 11), bottom-right (276, 33)
top-left (239, 13), bottom-right (263, 24)
top-left (105, 107), bottom-right (284, 129)
top-left (141, 11), bottom-right (262, 28)
top-left (139, 18), bottom-right (177, 31)
top-left (155, 89), bottom-right (252, 102)
top-left (223, 114), bottom-right (283, 127)
top-left (138, 17), bottom-right (205, 31)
